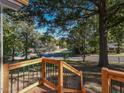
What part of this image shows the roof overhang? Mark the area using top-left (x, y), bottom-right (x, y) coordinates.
top-left (0, 0), bottom-right (29, 10)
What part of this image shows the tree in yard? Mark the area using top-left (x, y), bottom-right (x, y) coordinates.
top-left (18, 0), bottom-right (124, 67)
top-left (109, 23), bottom-right (124, 54)
top-left (67, 26), bottom-right (87, 62)
top-left (67, 18), bottom-right (95, 62)
top-left (3, 13), bottom-right (24, 62)
top-left (18, 21), bottom-right (35, 59)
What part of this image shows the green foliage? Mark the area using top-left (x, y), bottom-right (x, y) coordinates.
top-left (108, 22), bottom-right (124, 53)
top-left (67, 15), bottom-right (99, 55)
top-left (3, 0), bottom-right (124, 66)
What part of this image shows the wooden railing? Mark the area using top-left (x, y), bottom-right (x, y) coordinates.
top-left (41, 58), bottom-right (86, 93)
top-left (102, 68), bottom-right (124, 93)
top-left (4, 58), bottom-right (86, 93)
top-left (3, 58), bottom-right (42, 93)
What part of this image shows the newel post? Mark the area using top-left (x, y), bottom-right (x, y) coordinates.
top-left (102, 68), bottom-right (109, 93)
top-left (80, 71), bottom-right (86, 93)
top-left (58, 61), bottom-right (63, 93)
top-left (3, 64), bottom-right (9, 93)
top-left (41, 58), bottom-right (46, 85)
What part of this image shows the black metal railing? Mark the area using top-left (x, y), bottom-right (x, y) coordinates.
top-left (46, 62), bottom-right (58, 86)
top-left (110, 80), bottom-right (124, 93)
top-left (9, 63), bottom-right (42, 93)
top-left (63, 68), bottom-right (81, 89)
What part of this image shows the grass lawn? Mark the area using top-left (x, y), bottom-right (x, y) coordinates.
top-left (108, 53), bottom-right (124, 57)
top-left (64, 60), bottom-right (124, 93)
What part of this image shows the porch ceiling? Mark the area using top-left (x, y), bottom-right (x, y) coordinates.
top-left (0, 0), bottom-right (28, 10)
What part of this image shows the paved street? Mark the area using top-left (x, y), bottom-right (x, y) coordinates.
top-left (42, 54), bottom-right (124, 63)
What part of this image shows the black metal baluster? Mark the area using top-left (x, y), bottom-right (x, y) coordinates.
top-left (64, 69), bottom-right (66, 88)
top-left (56, 65), bottom-right (58, 85)
top-left (71, 73), bottom-right (73, 88)
top-left (38, 63), bottom-right (40, 79)
top-left (67, 72), bottom-right (69, 88)
top-left (53, 64), bottom-right (55, 84)
top-left (110, 80), bottom-right (113, 93)
top-left (27, 65), bottom-right (30, 86)
top-left (49, 63), bottom-right (51, 81)
top-left (63, 69), bottom-right (65, 88)
top-left (23, 67), bottom-right (25, 88)
top-left (10, 71), bottom-right (13, 93)
top-left (26, 67), bottom-right (28, 87)
top-left (36, 64), bottom-right (39, 80)
top-left (47, 63), bottom-right (49, 80)
top-left (69, 73), bottom-right (71, 88)
top-left (33, 64), bottom-right (35, 82)
top-left (48, 64), bottom-right (50, 80)
top-left (31, 65), bottom-right (33, 84)
top-left (17, 69), bottom-right (19, 92)
top-left (120, 82), bottom-right (122, 93)
top-left (50, 64), bottom-right (52, 82)
top-left (46, 63), bottom-right (47, 79)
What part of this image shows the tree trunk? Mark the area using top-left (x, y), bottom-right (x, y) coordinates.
top-left (78, 48), bottom-right (86, 62)
top-left (12, 46), bottom-right (15, 61)
top-left (12, 36), bottom-right (15, 61)
top-left (33, 42), bottom-right (40, 57)
top-left (82, 54), bottom-right (86, 62)
top-left (25, 33), bottom-right (28, 59)
top-left (116, 42), bottom-right (120, 54)
top-left (98, 0), bottom-right (109, 67)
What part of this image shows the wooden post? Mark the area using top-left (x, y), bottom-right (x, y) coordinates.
top-left (40, 61), bottom-right (46, 85)
top-left (80, 71), bottom-right (85, 93)
top-left (80, 71), bottom-right (83, 89)
top-left (3, 64), bottom-right (9, 93)
top-left (58, 61), bottom-right (63, 93)
top-left (102, 68), bottom-right (109, 93)
top-left (80, 71), bottom-right (87, 93)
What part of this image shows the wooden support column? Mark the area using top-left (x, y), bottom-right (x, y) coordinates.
top-left (58, 61), bottom-right (63, 93)
top-left (102, 68), bottom-right (109, 93)
top-left (80, 71), bottom-right (83, 93)
top-left (80, 71), bottom-right (87, 93)
top-left (41, 61), bottom-right (46, 85)
top-left (3, 64), bottom-right (9, 93)
top-left (80, 71), bottom-right (83, 89)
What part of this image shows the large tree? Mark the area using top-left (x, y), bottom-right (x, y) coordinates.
top-left (18, 0), bottom-right (124, 67)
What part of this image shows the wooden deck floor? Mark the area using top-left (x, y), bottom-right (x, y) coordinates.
top-left (26, 85), bottom-right (57, 93)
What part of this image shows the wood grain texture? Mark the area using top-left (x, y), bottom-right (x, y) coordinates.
top-left (3, 64), bottom-right (9, 93)
top-left (9, 58), bottom-right (42, 70)
top-left (102, 68), bottom-right (124, 93)
top-left (63, 62), bottom-right (81, 76)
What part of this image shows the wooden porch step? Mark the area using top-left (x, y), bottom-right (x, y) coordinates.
top-left (26, 85), bottom-right (57, 93)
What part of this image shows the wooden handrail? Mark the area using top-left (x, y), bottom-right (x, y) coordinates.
top-left (42, 58), bottom-right (60, 65)
top-left (102, 68), bottom-right (124, 93)
top-left (9, 58), bottom-right (42, 70)
top-left (42, 58), bottom-right (81, 76)
top-left (63, 62), bottom-right (81, 76)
